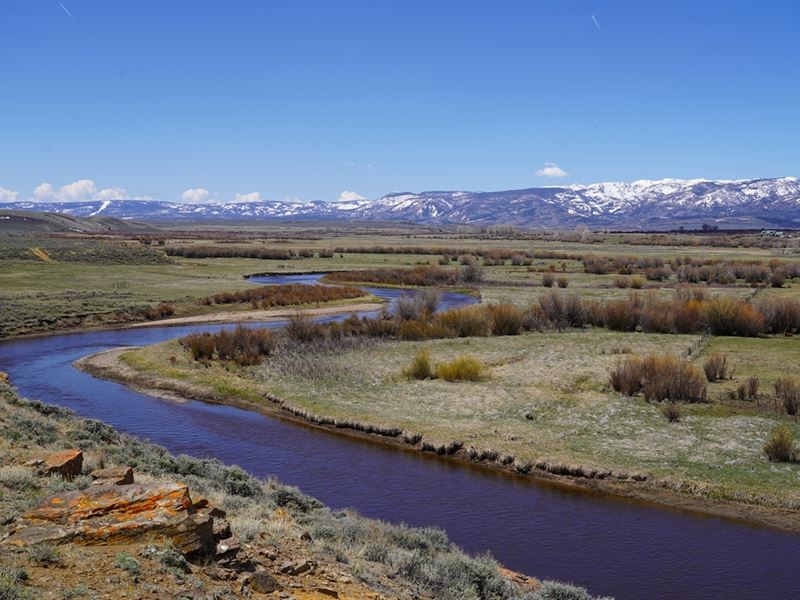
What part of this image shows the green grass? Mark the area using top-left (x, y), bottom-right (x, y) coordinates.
top-left (120, 328), bottom-right (800, 509)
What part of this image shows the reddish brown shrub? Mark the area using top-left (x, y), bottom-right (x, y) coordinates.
top-left (488, 304), bottom-right (524, 335)
top-left (702, 298), bottom-right (765, 336)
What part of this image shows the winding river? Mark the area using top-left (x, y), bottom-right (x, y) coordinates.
top-left (1, 274), bottom-right (798, 599)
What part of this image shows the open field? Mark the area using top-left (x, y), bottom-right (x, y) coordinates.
top-left (3, 228), bottom-right (800, 337)
top-left (102, 325), bottom-right (800, 526)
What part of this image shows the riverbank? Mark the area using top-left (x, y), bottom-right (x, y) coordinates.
top-left (0, 379), bottom-right (614, 600)
top-left (77, 340), bottom-right (800, 535)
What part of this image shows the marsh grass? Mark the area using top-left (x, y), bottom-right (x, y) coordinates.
top-left (764, 425), bottom-right (797, 463)
top-left (436, 355), bottom-right (487, 382)
top-left (403, 349), bottom-right (434, 380)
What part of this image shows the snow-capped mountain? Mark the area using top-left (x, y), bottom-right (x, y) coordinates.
top-left (2, 177), bottom-right (800, 229)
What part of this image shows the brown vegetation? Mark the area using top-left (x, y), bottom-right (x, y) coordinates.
top-left (609, 354), bottom-right (707, 403)
top-left (198, 283), bottom-right (364, 308)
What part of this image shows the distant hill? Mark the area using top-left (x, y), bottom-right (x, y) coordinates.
top-left (2, 177), bottom-right (800, 229)
top-left (0, 209), bottom-right (158, 234)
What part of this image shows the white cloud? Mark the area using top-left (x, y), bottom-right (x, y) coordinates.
top-left (33, 182), bottom-right (55, 201)
top-left (95, 187), bottom-right (128, 200)
top-left (181, 188), bottom-right (212, 203)
top-left (30, 179), bottom-right (132, 202)
top-left (0, 186), bottom-right (18, 202)
top-left (535, 162), bottom-right (569, 178)
top-left (234, 191), bottom-right (262, 203)
top-left (338, 190), bottom-right (367, 202)
top-left (58, 179), bottom-right (97, 201)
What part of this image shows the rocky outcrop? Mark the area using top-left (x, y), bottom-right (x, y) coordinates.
top-left (32, 448), bottom-right (83, 479)
top-left (3, 481), bottom-right (217, 555)
top-left (90, 466), bottom-right (134, 486)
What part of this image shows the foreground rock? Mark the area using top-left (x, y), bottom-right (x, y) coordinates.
top-left (3, 482), bottom-right (214, 554)
top-left (90, 465), bottom-right (134, 485)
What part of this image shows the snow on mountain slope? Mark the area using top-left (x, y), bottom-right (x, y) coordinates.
top-left (2, 177), bottom-right (799, 228)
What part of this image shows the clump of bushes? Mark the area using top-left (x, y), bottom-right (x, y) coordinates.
top-left (436, 306), bottom-right (491, 337)
top-left (702, 298), bottom-right (765, 337)
top-left (662, 402), bottom-right (682, 423)
top-left (734, 376), bottom-right (760, 402)
top-left (763, 425), bottom-right (797, 463)
top-left (323, 266), bottom-right (462, 287)
top-left (165, 245), bottom-right (299, 259)
top-left (404, 349), bottom-right (434, 380)
top-left (436, 355), bottom-right (487, 382)
top-left (198, 283), bottom-right (364, 308)
top-left (609, 354), bottom-right (707, 403)
top-left (403, 352), bottom-right (487, 382)
top-left (140, 303), bottom-right (176, 320)
top-left (488, 304), bottom-right (523, 336)
top-left (775, 378), bottom-right (800, 415)
top-left (180, 325), bottom-right (276, 366)
top-left (703, 353), bottom-right (730, 382)
top-left (541, 272), bottom-right (555, 288)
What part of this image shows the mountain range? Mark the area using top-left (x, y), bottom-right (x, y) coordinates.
top-left (2, 177), bottom-right (799, 229)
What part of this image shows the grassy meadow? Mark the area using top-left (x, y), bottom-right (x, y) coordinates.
top-left (5, 226), bottom-right (800, 519)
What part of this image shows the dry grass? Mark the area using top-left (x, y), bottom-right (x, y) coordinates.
top-left (435, 355), bottom-right (487, 382)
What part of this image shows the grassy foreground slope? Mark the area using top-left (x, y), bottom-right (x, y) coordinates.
top-left (0, 381), bottom-right (609, 600)
top-left (113, 329), bottom-right (800, 525)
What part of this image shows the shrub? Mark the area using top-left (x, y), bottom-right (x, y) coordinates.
top-left (0, 465), bottom-right (36, 490)
top-left (758, 298), bottom-right (800, 334)
top-left (662, 402), bottom-right (682, 423)
top-left (487, 304), bottom-right (523, 335)
top-left (460, 263), bottom-right (484, 283)
top-left (27, 544), bottom-right (62, 566)
top-left (629, 276), bottom-right (645, 289)
top-left (286, 313), bottom-right (321, 342)
top-left (541, 272), bottom-right (555, 288)
top-left (672, 300), bottom-right (703, 334)
top-left (737, 377), bottom-right (759, 402)
top-left (395, 294), bottom-right (424, 321)
top-left (538, 292), bottom-right (585, 329)
top-left (436, 355), bottom-right (486, 382)
top-left (181, 325), bottom-right (275, 365)
top-left (324, 266), bottom-right (460, 287)
top-left (200, 283), bottom-right (365, 308)
top-left (645, 266), bottom-right (671, 281)
top-left (522, 305), bottom-right (549, 331)
top-left (703, 353), bottom-right (729, 382)
top-left (610, 354), bottom-right (706, 403)
top-left (435, 306), bottom-right (491, 337)
top-left (183, 332), bottom-right (214, 361)
top-left (640, 300), bottom-right (674, 334)
top-left (141, 303), bottom-right (176, 320)
top-left (613, 275), bottom-right (629, 289)
top-left (556, 276), bottom-right (569, 288)
top-left (775, 378), bottom-right (800, 415)
top-left (115, 552), bottom-right (141, 576)
top-left (603, 296), bottom-right (641, 331)
top-left (404, 349), bottom-right (434, 380)
top-left (770, 270), bottom-right (786, 288)
top-left (702, 298), bottom-right (765, 336)
top-left (763, 425), bottom-right (797, 463)
top-left (397, 320), bottom-right (456, 341)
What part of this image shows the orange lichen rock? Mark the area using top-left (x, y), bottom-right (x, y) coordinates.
top-left (42, 449), bottom-right (83, 479)
top-left (3, 483), bottom-right (214, 554)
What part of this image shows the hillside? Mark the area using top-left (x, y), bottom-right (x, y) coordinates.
top-left (0, 209), bottom-right (158, 234)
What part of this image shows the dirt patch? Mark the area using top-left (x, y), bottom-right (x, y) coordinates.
top-left (127, 302), bottom-right (385, 329)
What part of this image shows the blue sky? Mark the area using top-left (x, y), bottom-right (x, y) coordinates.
top-left (0, 1), bottom-right (798, 203)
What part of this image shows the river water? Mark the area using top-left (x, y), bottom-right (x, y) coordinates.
top-left (0, 274), bottom-right (797, 599)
